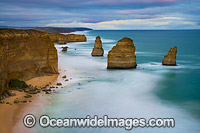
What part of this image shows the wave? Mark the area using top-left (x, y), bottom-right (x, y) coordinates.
top-left (138, 62), bottom-right (200, 73)
top-left (67, 30), bottom-right (90, 35)
top-left (136, 52), bottom-right (163, 57)
top-left (101, 38), bottom-right (116, 43)
top-left (138, 62), bottom-right (185, 71)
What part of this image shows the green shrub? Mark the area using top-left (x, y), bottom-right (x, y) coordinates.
top-left (9, 79), bottom-right (28, 88)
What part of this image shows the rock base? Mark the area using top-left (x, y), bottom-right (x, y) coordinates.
top-left (92, 48), bottom-right (104, 56)
top-left (162, 46), bottom-right (177, 66)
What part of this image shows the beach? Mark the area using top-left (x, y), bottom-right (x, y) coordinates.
top-left (0, 66), bottom-right (75, 133)
top-left (0, 74), bottom-right (58, 133)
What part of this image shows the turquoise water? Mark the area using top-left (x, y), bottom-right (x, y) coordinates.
top-left (38, 30), bottom-right (200, 133)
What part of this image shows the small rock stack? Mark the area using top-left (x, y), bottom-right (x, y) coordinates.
top-left (91, 36), bottom-right (104, 56)
top-left (62, 46), bottom-right (68, 52)
top-left (162, 46), bottom-right (177, 66)
top-left (107, 37), bottom-right (137, 69)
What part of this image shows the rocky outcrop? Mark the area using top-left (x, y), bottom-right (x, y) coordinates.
top-left (107, 37), bottom-right (137, 69)
top-left (91, 36), bottom-right (104, 56)
top-left (0, 29), bottom-right (58, 96)
top-left (48, 33), bottom-right (87, 44)
top-left (48, 33), bottom-right (67, 44)
top-left (66, 34), bottom-right (86, 42)
top-left (62, 46), bottom-right (68, 52)
top-left (162, 46), bottom-right (177, 66)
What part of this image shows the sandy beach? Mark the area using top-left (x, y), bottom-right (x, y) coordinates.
top-left (0, 74), bottom-right (60, 133)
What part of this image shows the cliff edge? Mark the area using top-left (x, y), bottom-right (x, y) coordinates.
top-left (0, 29), bottom-right (58, 96)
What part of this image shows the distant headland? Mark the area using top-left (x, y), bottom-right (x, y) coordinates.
top-left (0, 26), bottom-right (93, 33)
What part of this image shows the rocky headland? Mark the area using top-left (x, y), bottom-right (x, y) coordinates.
top-left (107, 37), bottom-right (137, 69)
top-left (48, 33), bottom-right (87, 44)
top-left (162, 46), bottom-right (177, 66)
top-left (91, 36), bottom-right (104, 56)
top-left (0, 26), bottom-right (92, 34)
top-left (0, 29), bottom-right (58, 97)
top-left (66, 34), bottom-right (87, 42)
top-left (27, 27), bottom-right (92, 33)
top-left (48, 33), bottom-right (68, 44)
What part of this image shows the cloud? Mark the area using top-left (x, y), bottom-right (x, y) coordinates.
top-left (81, 18), bottom-right (103, 23)
top-left (0, 0), bottom-right (200, 29)
top-left (46, 16), bottom-right (199, 29)
top-left (0, 0), bottom-right (191, 11)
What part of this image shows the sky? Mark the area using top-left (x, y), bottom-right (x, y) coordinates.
top-left (0, 0), bottom-right (200, 29)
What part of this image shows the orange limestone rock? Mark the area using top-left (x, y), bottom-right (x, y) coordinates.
top-left (162, 46), bottom-right (177, 66)
top-left (66, 34), bottom-right (86, 42)
top-left (48, 33), bottom-right (67, 44)
top-left (107, 37), bottom-right (137, 69)
top-left (0, 29), bottom-right (58, 96)
top-left (91, 36), bottom-right (104, 56)
top-left (48, 33), bottom-right (87, 44)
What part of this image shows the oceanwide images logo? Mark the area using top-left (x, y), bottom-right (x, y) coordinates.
top-left (23, 114), bottom-right (36, 128)
top-left (23, 114), bottom-right (175, 130)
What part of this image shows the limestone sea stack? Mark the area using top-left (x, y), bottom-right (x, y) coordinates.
top-left (107, 37), bottom-right (137, 69)
top-left (162, 46), bottom-right (177, 66)
top-left (91, 36), bottom-right (104, 56)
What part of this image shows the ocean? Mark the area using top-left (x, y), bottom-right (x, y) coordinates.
top-left (37, 30), bottom-right (200, 133)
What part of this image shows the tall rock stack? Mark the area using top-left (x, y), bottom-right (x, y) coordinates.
top-left (91, 36), bottom-right (104, 56)
top-left (107, 37), bottom-right (137, 69)
top-left (162, 46), bottom-right (177, 66)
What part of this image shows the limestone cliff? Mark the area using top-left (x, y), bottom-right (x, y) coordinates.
top-left (107, 37), bottom-right (137, 69)
top-left (0, 29), bottom-right (58, 96)
top-left (91, 36), bottom-right (104, 56)
top-left (48, 33), bottom-right (67, 44)
top-left (162, 46), bottom-right (177, 66)
top-left (66, 34), bottom-right (86, 42)
top-left (48, 33), bottom-right (87, 44)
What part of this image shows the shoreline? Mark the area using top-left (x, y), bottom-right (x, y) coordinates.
top-left (0, 31), bottom-right (81, 133)
top-left (12, 66), bottom-right (76, 133)
top-left (0, 74), bottom-right (59, 133)
top-left (0, 67), bottom-right (76, 133)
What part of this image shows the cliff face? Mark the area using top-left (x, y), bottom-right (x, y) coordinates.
top-left (91, 36), bottom-right (104, 56)
top-left (48, 33), bottom-right (67, 44)
top-left (66, 34), bottom-right (86, 42)
top-left (0, 29), bottom-right (58, 96)
top-left (48, 33), bottom-right (87, 44)
top-left (107, 37), bottom-right (137, 69)
top-left (162, 46), bottom-right (177, 66)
